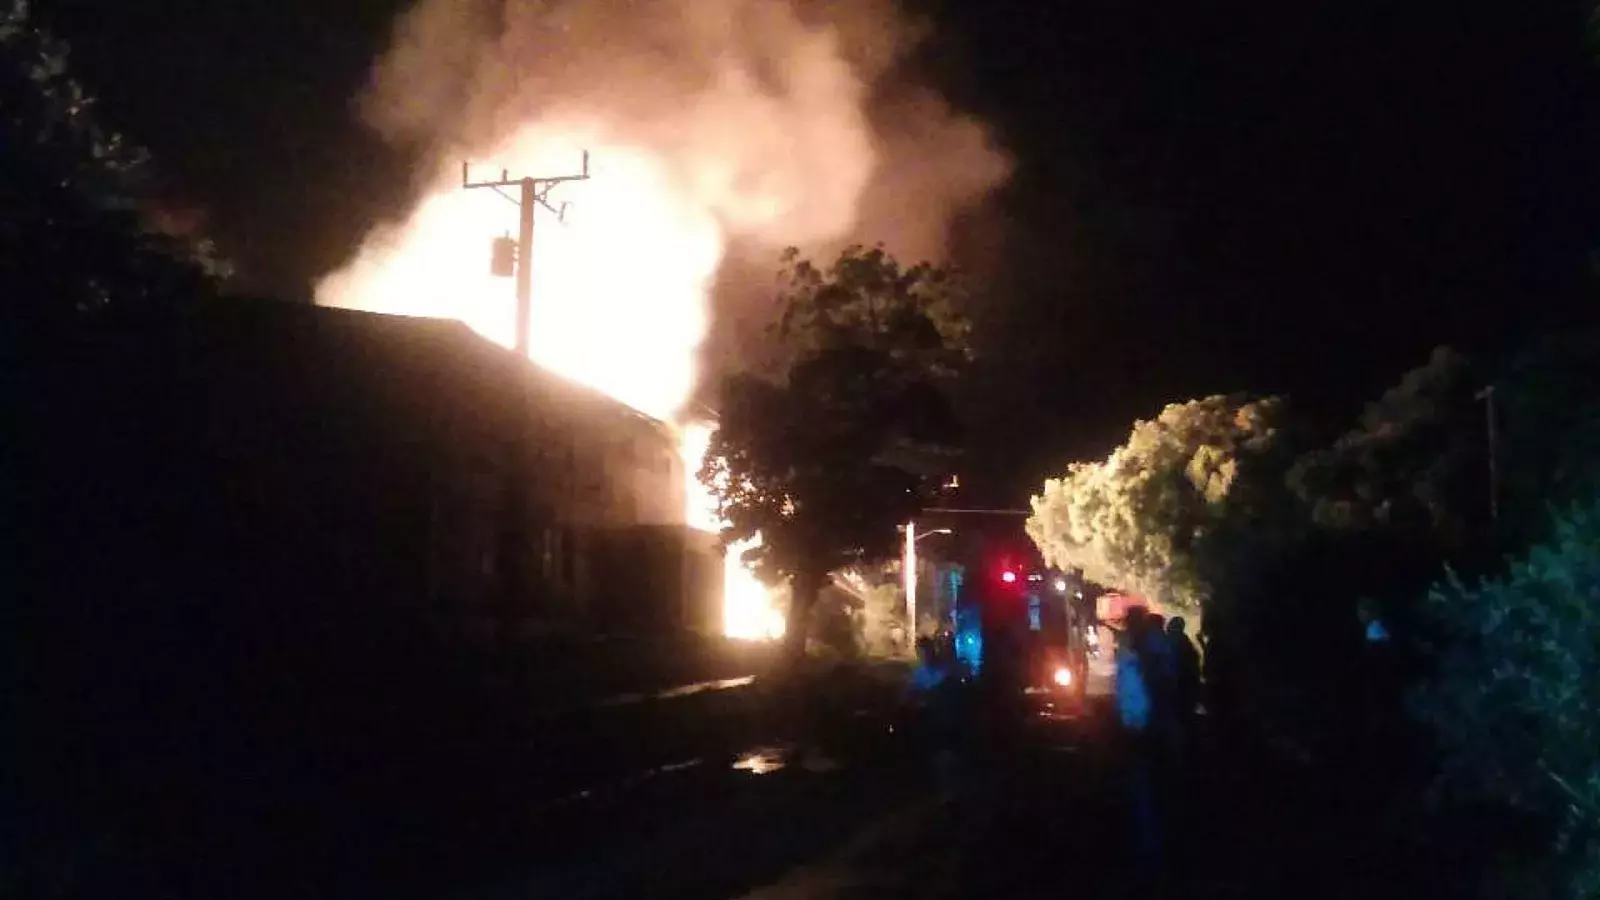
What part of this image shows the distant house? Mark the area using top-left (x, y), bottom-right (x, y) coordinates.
top-left (26, 298), bottom-right (722, 642)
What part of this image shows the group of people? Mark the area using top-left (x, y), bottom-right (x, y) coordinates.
top-left (1114, 606), bottom-right (1203, 865)
top-left (1114, 607), bottom-right (1202, 742)
top-left (903, 606), bottom-right (1206, 857)
top-left (905, 635), bottom-right (978, 800)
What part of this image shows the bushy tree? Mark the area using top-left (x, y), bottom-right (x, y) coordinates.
top-left (1495, 331), bottom-right (1600, 548)
top-left (1, 0), bottom-right (228, 323)
top-left (701, 245), bottom-right (969, 665)
top-left (1410, 501), bottom-right (1600, 899)
top-left (1289, 347), bottom-right (1489, 566)
top-left (1025, 393), bottom-right (1294, 611)
top-left (1286, 337), bottom-right (1600, 618)
top-left (830, 566), bottom-right (909, 659)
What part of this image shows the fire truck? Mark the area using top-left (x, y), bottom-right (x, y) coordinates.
top-left (951, 542), bottom-right (1092, 706)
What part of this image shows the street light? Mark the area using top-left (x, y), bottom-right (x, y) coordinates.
top-left (903, 523), bottom-right (954, 652)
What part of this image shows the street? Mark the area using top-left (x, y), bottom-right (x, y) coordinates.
top-left (8, 645), bottom-right (1448, 900)
top-left (12, 646), bottom-right (1463, 900)
top-left (434, 670), bottom-right (1123, 900)
top-left (420, 672), bottom-right (1444, 900)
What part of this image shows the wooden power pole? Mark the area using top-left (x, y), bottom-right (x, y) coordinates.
top-left (463, 155), bottom-right (590, 643)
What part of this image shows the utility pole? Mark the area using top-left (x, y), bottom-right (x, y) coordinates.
top-left (462, 154), bottom-right (590, 644)
top-left (901, 523), bottom-right (954, 654)
top-left (1476, 384), bottom-right (1500, 529)
top-left (905, 521), bottom-right (917, 653)
top-left (463, 154), bottom-right (590, 355)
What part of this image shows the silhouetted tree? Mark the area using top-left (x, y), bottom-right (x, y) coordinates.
top-left (1411, 501), bottom-right (1600, 900)
top-left (1289, 347), bottom-right (1490, 573)
top-left (701, 245), bottom-right (970, 665)
top-left (1494, 330), bottom-right (1600, 548)
top-left (0, 0), bottom-right (227, 325)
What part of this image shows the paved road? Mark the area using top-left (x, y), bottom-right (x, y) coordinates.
top-left (28, 659), bottom-right (1439, 900)
top-left (439, 665), bottom-right (1468, 900)
top-left (445, 680), bottom-right (1117, 900)
top-left (730, 697), bottom-right (1125, 900)
top-left (480, 690), bottom-right (1444, 900)
top-left (713, 701), bottom-right (1462, 900)
top-left (443, 669), bottom-right (931, 900)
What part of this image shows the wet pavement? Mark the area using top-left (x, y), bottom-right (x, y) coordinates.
top-left (730, 697), bottom-right (1119, 900)
top-left (472, 746), bottom-right (922, 900)
top-left (45, 656), bottom-right (1422, 900)
top-left (454, 676), bottom-right (1121, 900)
top-left (433, 667), bottom-right (1461, 900)
top-left (458, 673), bottom-right (933, 900)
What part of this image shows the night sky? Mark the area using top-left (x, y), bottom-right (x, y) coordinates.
top-left (40, 0), bottom-right (1600, 499)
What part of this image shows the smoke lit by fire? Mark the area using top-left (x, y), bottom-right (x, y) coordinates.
top-left (315, 0), bottom-right (1007, 638)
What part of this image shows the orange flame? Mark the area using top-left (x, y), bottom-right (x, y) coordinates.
top-left (319, 133), bottom-right (717, 422)
top-left (679, 421), bottom-right (785, 640)
top-left (317, 134), bottom-right (786, 638)
top-left (315, 0), bottom-right (1004, 640)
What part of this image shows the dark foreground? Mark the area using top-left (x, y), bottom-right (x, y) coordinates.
top-left (11, 662), bottom-right (1468, 900)
top-left (476, 683), bottom-right (1466, 900)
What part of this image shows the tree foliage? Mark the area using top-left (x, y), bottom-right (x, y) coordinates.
top-left (1024, 337), bottom-right (1600, 873)
top-left (768, 245), bottom-right (971, 378)
top-left (1495, 331), bottom-right (1600, 547)
top-left (1410, 501), bottom-right (1600, 899)
top-left (1289, 347), bottom-right (1489, 560)
top-left (1, 0), bottom-right (228, 323)
top-left (815, 566), bottom-right (907, 660)
top-left (700, 245), bottom-right (969, 662)
top-left (1025, 394), bottom-right (1293, 610)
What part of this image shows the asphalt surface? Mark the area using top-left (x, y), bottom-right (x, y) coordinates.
top-left (18, 659), bottom-right (1455, 900)
top-left (453, 673), bottom-right (1455, 900)
top-left (733, 698), bottom-right (1121, 900)
top-left (449, 667), bottom-right (933, 900)
top-left (449, 671), bottom-right (1122, 900)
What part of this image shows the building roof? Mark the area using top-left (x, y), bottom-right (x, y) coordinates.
top-left (141, 296), bottom-right (678, 437)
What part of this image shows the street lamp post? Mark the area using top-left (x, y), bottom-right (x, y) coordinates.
top-left (903, 523), bottom-right (953, 652)
top-left (905, 522), bottom-right (915, 650)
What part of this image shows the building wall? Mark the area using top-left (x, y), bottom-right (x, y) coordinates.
top-left (376, 308), bottom-right (715, 636)
top-left (35, 299), bottom-right (715, 641)
top-left (508, 368), bottom-right (688, 626)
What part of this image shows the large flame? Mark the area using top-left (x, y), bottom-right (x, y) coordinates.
top-left (677, 421), bottom-right (724, 534)
top-left (679, 421), bottom-right (786, 640)
top-left (318, 133), bottom-right (719, 422)
top-left (316, 0), bottom-right (1007, 640)
top-left (722, 534), bottom-right (786, 640)
top-left (320, 126), bottom-right (793, 639)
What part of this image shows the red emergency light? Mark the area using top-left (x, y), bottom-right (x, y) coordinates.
top-left (1000, 570), bottom-right (1018, 584)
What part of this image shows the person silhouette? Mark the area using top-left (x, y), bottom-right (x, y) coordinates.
top-left (1166, 616), bottom-right (1202, 730)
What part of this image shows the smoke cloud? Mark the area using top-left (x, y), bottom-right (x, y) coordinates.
top-left (320, 0), bottom-right (1009, 418)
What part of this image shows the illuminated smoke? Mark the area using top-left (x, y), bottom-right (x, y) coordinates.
top-left (316, 0), bottom-right (1009, 635)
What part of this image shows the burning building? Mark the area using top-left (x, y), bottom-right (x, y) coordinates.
top-left (31, 298), bottom-right (725, 640)
top-left (301, 0), bottom-right (1008, 642)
